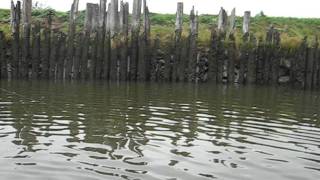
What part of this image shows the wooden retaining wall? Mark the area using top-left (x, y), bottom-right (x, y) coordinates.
top-left (0, 0), bottom-right (319, 90)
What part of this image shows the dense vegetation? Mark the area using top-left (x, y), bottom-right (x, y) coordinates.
top-left (1, 8), bottom-right (320, 48)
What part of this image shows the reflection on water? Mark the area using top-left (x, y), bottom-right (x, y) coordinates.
top-left (0, 80), bottom-right (319, 180)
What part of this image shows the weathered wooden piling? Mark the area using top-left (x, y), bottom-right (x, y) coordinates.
top-left (239, 11), bottom-right (251, 84)
top-left (243, 11), bottom-right (251, 37)
top-left (66, 0), bottom-right (79, 79)
top-left (48, 31), bottom-right (57, 79)
top-left (31, 21), bottom-right (40, 79)
top-left (110, 0), bottom-right (119, 37)
top-left (228, 8), bottom-right (236, 36)
top-left (213, 8), bottom-right (229, 83)
top-left (270, 30), bottom-right (281, 85)
top-left (73, 33), bottom-right (82, 79)
top-left (294, 37), bottom-right (308, 88)
top-left (102, 3), bottom-right (111, 80)
top-left (109, 0), bottom-right (120, 81)
top-left (208, 28), bottom-right (218, 83)
top-left (89, 4), bottom-right (99, 80)
top-left (21, 0), bottom-right (32, 78)
top-left (306, 37), bottom-right (318, 89)
top-left (10, 0), bottom-right (21, 79)
top-left (144, 0), bottom-right (151, 81)
top-left (0, 31), bottom-right (5, 79)
top-left (227, 34), bottom-right (236, 84)
top-left (218, 7), bottom-right (228, 34)
top-left (226, 8), bottom-right (236, 83)
top-left (311, 37), bottom-right (319, 89)
top-left (119, 1), bottom-right (129, 81)
top-left (247, 37), bottom-right (257, 84)
top-left (41, 12), bottom-right (53, 79)
top-left (187, 7), bottom-right (199, 82)
top-left (171, 2), bottom-right (184, 82)
top-left (130, 0), bottom-right (142, 81)
top-left (137, 0), bottom-right (151, 81)
top-left (95, 0), bottom-right (107, 79)
top-left (81, 3), bottom-right (98, 80)
top-left (57, 33), bottom-right (67, 80)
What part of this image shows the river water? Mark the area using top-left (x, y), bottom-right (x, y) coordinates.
top-left (0, 80), bottom-right (319, 180)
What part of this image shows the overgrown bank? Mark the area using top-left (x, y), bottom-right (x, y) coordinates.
top-left (1, 7), bottom-right (320, 47)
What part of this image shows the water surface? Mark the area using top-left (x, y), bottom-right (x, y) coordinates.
top-left (0, 80), bottom-right (319, 180)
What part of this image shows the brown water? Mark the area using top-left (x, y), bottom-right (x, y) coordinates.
top-left (0, 80), bottom-right (319, 180)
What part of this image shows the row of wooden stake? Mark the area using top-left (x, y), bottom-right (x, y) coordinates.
top-left (0, 0), bottom-right (319, 90)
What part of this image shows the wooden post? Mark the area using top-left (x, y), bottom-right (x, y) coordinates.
top-left (49, 31), bottom-right (58, 79)
top-left (41, 13), bottom-right (52, 79)
top-left (10, 0), bottom-right (21, 79)
top-left (208, 28), bottom-right (218, 83)
top-left (110, 0), bottom-right (119, 37)
top-left (256, 37), bottom-right (264, 84)
top-left (21, 0), bottom-right (32, 78)
top-left (130, 0), bottom-right (142, 81)
top-left (216, 35), bottom-right (225, 83)
top-left (227, 34), bottom-right (236, 84)
top-left (152, 35), bottom-right (162, 81)
top-left (311, 37), bottom-right (319, 89)
top-left (172, 2), bottom-right (183, 82)
top-left (109, 0), bottom-right (120, 81)
top-left (187, 7), bottom-right (199, 82)
top-left (263, 25), bottom-right (274, 84)
top-left (227, 8), bottom-right (236, 83)
top-left (318, 47), bottom-right (320, 89)
top-left (243, 11), bottom-right (251, 37)
top-left (306, 37), bottom-right (318, 89)
top-left (81, 3), bottom-right (97, 80)
top-left (239, 11), bottom-right (251, 84)
top-left (89, 4), bottom-right (99, 80)
top-left (102, 4), bottom-right (111, 80)
top-left (228, 8), bottom-right (236, 36)
top-left (66, 0), bottom-right (79, 80)
top-left (31, 21), bottom-right (41, 79)
top-left (247, 37), bottom-right (257, 84)
top-left (0, 31), bottom-right (5, 79)
top-left (216, 8), bottom-right (228, 83)
top-left (217, 7), bottom-right (228, 34)
top-left (296, 37), bottom-right (308, 88)
top-left (138, 0), bottom-right (151, 81)
top-left (73, 33), bottom-right (82, 79)
top-left (95, 0), bottom-right (107, 79)
top-left (119, 1), bottom-right (129, 81)
top-left (271, 30), bottom-right (281, 85)
top-left (57, 33), bottom-right (67, 80)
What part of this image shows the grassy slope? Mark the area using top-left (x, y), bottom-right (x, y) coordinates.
top-left (1, 8), bottom-right (320, 48)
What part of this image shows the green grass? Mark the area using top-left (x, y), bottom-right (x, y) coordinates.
top-left (1, 8), bottom-right (320, 48)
